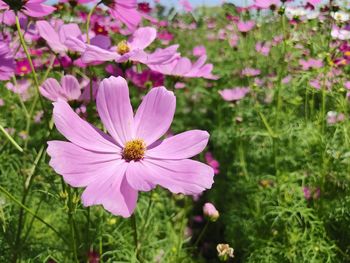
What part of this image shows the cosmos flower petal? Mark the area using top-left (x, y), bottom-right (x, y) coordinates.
top-left (40, 78), bottom-right (62, 101)
top-left (134, 86), bottom-right (176, 145)
top-left (96, 76), bottom-right (134, 146)
top-left (61, 75), bottom-right (81, 100)
top-left (47, 141), bottom-right (121, 187)
top-left (81, 162), bottom-right (138, 218)
top-left (126, 161), bottom-right (155, 191)
top-left (146, 130), bottom-right (210, 160)
top-left (141, 158), bottom-right (214, 195)
top-left (23, 1), bottom-right (55, 17)
top-left (128, 27), bottom-right (157, 50)
top-left (53, 99), bottom-right (119, 152)
top-left (58, 23), bottom-right (82, 44)
top-left (36, 21), bottom-right (67, 53)
top-left (81, 44), bottom-right (120, 63)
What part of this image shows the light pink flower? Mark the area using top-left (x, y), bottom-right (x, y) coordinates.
top-left (40, 75), bottom-right (82, 102)
top-left (299, 58), bottom-right (323, 70)
top-left (149, 55), bottom-right (218, 79)
top-left (193, 45), bottom-right (206, 57)
top-left (47, 76), bottom-right (214, 217)
top-left (104, 0), bottom-right (141, 31)
top-left (180, 0), bottom-right (193, 12)
top-left (254, 0), bottom-right (279, 9)
top-left (82, 27), bottom-right (178, 66)
top-left (255, 41), bottom-right (271, 56)
top-left (237, 20), bottom-right (255, 33)
top-left (0, 0), bottom-right (55, 18)
top-left (219, 87), bottom-right (250, 101)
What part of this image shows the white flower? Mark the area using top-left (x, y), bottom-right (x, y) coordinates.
top-left (331, 11), bottom-right (350, 22)
top-left (285, 7), bottom-right (307, 20)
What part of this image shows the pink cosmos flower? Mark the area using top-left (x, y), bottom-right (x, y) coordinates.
top-left (237, 20), bottom-right (255, 33)
top-left (0, 0), bottom-right (55, 18)
top-left (82, 27), bottom-right (178, 66)
top-left (47, 76), bottom-right (214, 217)
top-left (193, 45), bottom-right (206, 57)
top-left (299, 58), bottom-right (323, 70)
top-left (157, 30), bottom-right (174, 45)
top-left (0, 41), bottom-right (15, 80)
top-left (37, 20), bottom-right (111, 56)
top-left (254, 0), bottom-right (279, 9)
top-left (219, 87), bottom-right (250, 102)
top-left (180, 0), bottom-right (193, 12)
top-left (6, 79), bottom-right (31, 101)
top-left (241, 68), bottom-right (260, 77)
top-left (255, 41), bottom-right (271, 56)
top-left (40, 75), bottom-right (82, 102)
top-left (102, 0), bottom-right (141, 31)
top-left (149, 55), bottom-right (218, 79)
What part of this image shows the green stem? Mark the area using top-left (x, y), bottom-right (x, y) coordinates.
top-left (0, 185), bottom-right (66, 243)
top-left (67, 188), bottom-right (79, 262)
top-left (0, 124), bottom-right (23, 152)
top-left (130, 214), bottom-right (140, 260)
top-left (15, 15), bottom-right (46, 116)
top-left (194, 221), bottom-right (209, 247)
top-left (86, 2), bottom-right (101, 44)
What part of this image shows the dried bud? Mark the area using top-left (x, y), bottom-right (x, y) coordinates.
top-left (217, 243), bottom-right (234, 261)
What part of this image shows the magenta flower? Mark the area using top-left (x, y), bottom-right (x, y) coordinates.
top-left (0, 41), bottom-right (15, 80)
top-left (149, 55), bottom-right (218, 80)
top-left (126, 67), bottom-right (164, 89)
top-left (40, 75), bottom-right (82, 102)
top-left (219, 87), bottom-right (250, 102)
top-left (0, 0), bottom-right (55, 18)
top-left (15, 59), bottom-right (31, 76)
top-left (205, 152), bottom-right (219, 175)
top-left (47, 76), bottom-right (214, 217)
top-left (82, 27), bottom-right (177, 66)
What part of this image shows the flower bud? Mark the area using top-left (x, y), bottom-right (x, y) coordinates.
top-left (203, 203), bottom-right (219, 222)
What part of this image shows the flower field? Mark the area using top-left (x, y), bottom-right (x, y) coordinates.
top-left (1, 0), bottom-right (350, 262)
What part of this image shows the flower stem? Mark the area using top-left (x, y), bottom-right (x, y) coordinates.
top-left (0, 124), bottom-right (23, 152)
top-left (67, 188), bottom-right (79, 262)
top-left (86, 1), bottom-right (101, 44)
top-left (194, 221), bottom-right (209, 247)
top-left (15, 15), bottom-right (46, 116)
top-left (130, 214), bottom-right (140, 260)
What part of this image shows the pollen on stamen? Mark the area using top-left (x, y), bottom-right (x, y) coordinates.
top-left (122, 139), bottom-right (146, 162)
top-left (116, 40), bottom-right (130, 55)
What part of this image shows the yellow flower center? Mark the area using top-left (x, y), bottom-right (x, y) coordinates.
top-left (122, 139), bottom-right (146, 162)
top-left (116, 40), bottom-right (130, 55)
top-left (345, 51), bottom-right (350, 57)
top-left (20, 66), bottom-right (28, 72)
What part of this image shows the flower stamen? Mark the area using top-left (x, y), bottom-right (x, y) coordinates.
top-left (116, 40), bottom-right (130, 55)
top-left (122, 139), bottom-right (146, 162)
